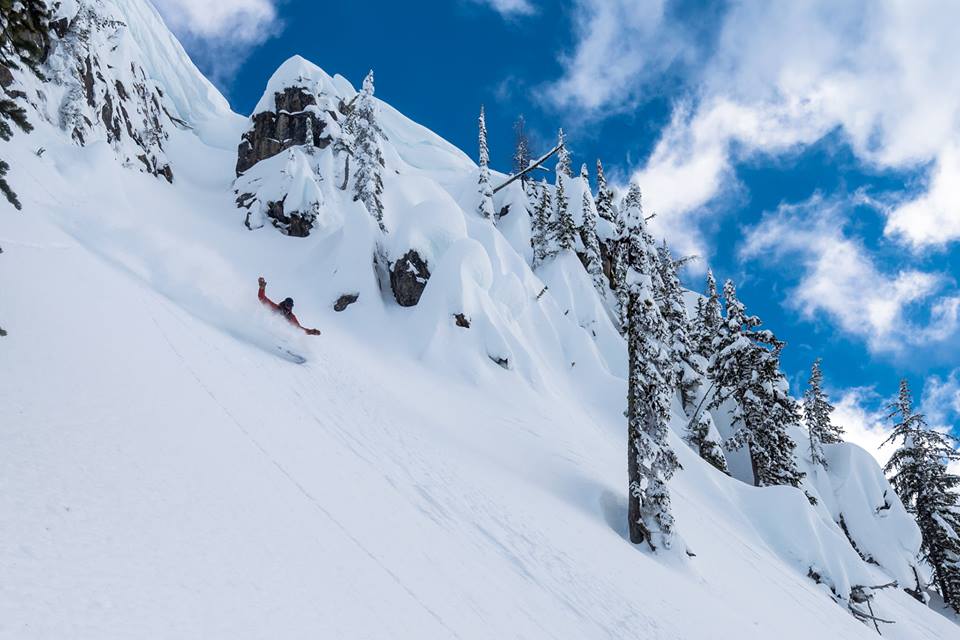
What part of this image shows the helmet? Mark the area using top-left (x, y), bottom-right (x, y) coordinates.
top-left (280, 297), bottom-right (294, 314)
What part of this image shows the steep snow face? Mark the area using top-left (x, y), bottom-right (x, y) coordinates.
top-left (4, 138), bottom-right (956, 638)
top-left (2, 2), bottom-right (959, 638)
top-left (30, 0), bottom-right (241, 182)
top-left (109, 0), bottom-right (233, 130)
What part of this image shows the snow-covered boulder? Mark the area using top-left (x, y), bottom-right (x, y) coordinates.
top-left (233, 56), bottom-right (348, 236)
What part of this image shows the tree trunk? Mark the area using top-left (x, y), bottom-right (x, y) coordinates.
top-left (748, 441), bottom-right (761, 487)
top-left (626, 292), bottom-right (646, 545)
top-left (628, 422), bottom-right (644, 544)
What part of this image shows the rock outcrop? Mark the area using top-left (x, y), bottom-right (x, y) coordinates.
top-left (389, 250), bottom-right (430, 307)
top-left (233, 57), bottom-right (348, 237)
top-left (236, 86), bottom-right (336, 175)
top-left (334, 293), bottom-right (359, 311)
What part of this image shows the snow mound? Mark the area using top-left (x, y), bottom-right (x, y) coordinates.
top-left (251, 55), bottom-right (344, 117)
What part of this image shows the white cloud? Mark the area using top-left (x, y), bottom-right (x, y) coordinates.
top-left (832, 388), bottom-right (895, 467)
top-left (470, 0), bottom-right (536, 17)
top-left (885, 142), bottom-right (960, 249)
top-left (546, 1), bottom-right (960, 252)
top-left (152, 0), bottom-right (282, 87)
top-left (739, 194), bottom-right (959, 355)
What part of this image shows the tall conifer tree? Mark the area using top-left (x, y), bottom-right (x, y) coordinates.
top-left (709, 280), bottom-right (804, 488)
top-left (348, 70), bottom-right (386, 232)
top-left (803, 359), bottom-right (842, 468)
top-left (595, 159), bottom-right (615, 224)
top-left (555, 128), bottom-right (572, 178)
top-left (616, 184), bottom-right (643, 329)
top-left (883, 380), bottom-right (960, 613)
top-left (531, 180), bottom-right (553, 267)
top-left (477, 106), bottom-right (495, 221)
top-left (579, 164), bottom-right (605, 293)
top-left (694, 269), bottom-right (722, 361)
top-left (624, 181), bottom-right (678, 549)
top-left (512, 115), bottom-right (531, 183)
top-left (553, 170), bottom-right (575, 252)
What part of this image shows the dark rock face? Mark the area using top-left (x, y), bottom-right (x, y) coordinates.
top-left (49, 12), bottom-right (174, 182)
top-left (334, 293), bottom-right (359, 312)
top-left (236, 87), bottom-right (335, 175)
top-left (50, 17), bottom-right (70, 39)
top-left (390, 250), bottom-right (431, 307)
top-left (267, 197), bottom-right (312, 237)
top-left (236, 191), bottom-right (312, 236)
top-left (454, 313), bottom-right (471, 328)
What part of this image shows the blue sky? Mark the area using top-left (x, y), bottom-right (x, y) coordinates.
top-left (154, 0), bottom-right (960, 450)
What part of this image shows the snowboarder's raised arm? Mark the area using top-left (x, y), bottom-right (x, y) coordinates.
top-left (257, 276), bottom-right (278, 310)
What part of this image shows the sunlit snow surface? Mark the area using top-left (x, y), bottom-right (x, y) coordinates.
top-left (1, 1), bottom-right (958, 637)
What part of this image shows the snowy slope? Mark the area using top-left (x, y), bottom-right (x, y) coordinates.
top-left (2, 1), bottom-right (959, 638)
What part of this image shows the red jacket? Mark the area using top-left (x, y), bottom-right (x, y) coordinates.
top-left (259, 283), bottom-right (311, 333)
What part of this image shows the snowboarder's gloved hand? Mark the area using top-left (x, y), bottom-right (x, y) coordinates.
top-left (258, 276), bottom-right (266, 287)
top-left (307, 328), bottom-right (321, 336)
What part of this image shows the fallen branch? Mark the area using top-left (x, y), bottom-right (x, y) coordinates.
top-left (492, 143), bottom-right (562, 194)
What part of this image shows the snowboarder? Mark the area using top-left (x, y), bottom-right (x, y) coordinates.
top-left (258, 277), bottom-right (321, 335)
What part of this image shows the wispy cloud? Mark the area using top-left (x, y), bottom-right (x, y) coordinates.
top-left (152, 0), bottom-right (283, 89)
top-left (738, 193), bottom-right (960, 356)
top-left (542, 0), bottom-right (699, 115)
top-left (469, 0), bottom-right (536, 18)
top-left (923, 370), bottom-right (960, 431)
top-left (832, 387), bottom-right (896, 466)
top-left (831, 377), bottom-right (959, 471)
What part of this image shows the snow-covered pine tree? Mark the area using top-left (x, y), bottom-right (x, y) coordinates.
top-left (803, 359), bottom-right (842, 468)
top-left (595, 159), bottom-right (616, 224)
top-left (655, 241), bottom-right (701, 411)
top-left (556, 128), bottom-right (573, 178)
top-left (674, 273), bottom-right (727, 472)
top-left (883, 379), bottom-right (960, 613)
top-left (710, 279), bottom-right (804, 489)
top-left (348, 70), bottom-right (386, 232)
top-left (686, 412), bottom-right (730, 474)
top-left (694, 269), bottom-right (722, 361)
top-left (531, 179), bottom-right (553, 267)
top-left (615, 183), bottom-right (643, 329)
top-left (579, 165), bottom-right (605, 293)
top-left (512, 115), bottom-right (531, 183)
top-left (477, 106), bottom-right (495, 221)
top-left (0, 0), bottom-right (48, 210)
top-left (553, 170), bottom-right (575, 252)
top-left (623, 182), bottom-right (678, 549)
